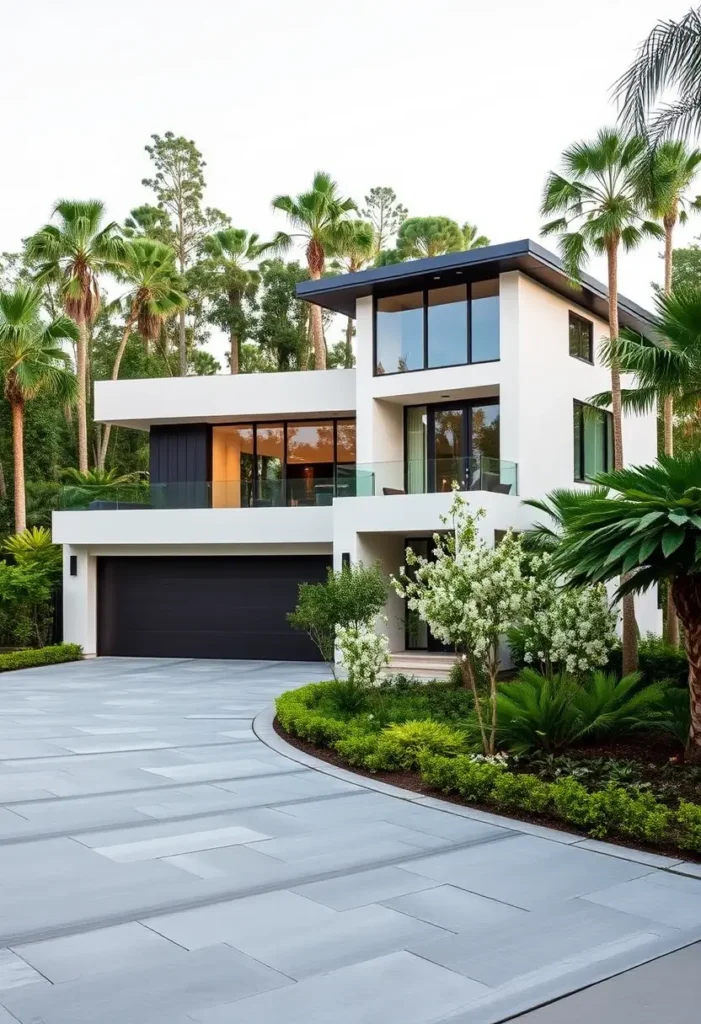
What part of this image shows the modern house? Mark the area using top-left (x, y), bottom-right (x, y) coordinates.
top-left (53, 239), bottom-right (661, 663)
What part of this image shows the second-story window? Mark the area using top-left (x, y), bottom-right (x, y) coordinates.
top-left (573, 400), bottom-right (613, 482)
top-left (375, 280), bottom-right (500, 374)
top-left (569, 311), bottom-right (594, 363)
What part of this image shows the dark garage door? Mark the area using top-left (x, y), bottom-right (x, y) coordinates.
top-left (97, 555), bottom-right (331, 661)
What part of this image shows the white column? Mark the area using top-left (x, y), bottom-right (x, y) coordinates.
top-left (62, 546), bottom-right (97, 655)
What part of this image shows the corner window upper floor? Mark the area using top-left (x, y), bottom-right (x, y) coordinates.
top-left (374, 279), bottom-right (499, 375)
top-left (573, 400), bottom-right (613, 482)
top-left (569, 311), bottom-right (594, 364)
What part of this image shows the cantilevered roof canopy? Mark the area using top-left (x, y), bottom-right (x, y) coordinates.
top-left (296, 238), bottom-right (656, 339)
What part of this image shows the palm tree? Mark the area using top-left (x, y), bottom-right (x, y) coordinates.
top-left (97, 238), bottom-right (187, 469)
top-left (200, 229), bottom-right (272, 375)
top-left (331, 221), bottom-right (375, 368)
top-left (614, 8), bottom-right (701, 141)
top-left (0, 286), bottom-right (77, 532)
top-left (26, 200), bottom-right (126, 472)
top-left (551, 453), bottom-right (701, 759)
top-left (521, 488), bottom-right (609, 554)
top-left (461, 222), bottom-right (491, 249)
top-left (60, 467), bottom-right (146, 510)
top-left (271, 172), bottom-right (357, 370)
top-left (541, 128), bottom-right (664, 674)
top-left (636, 141), bottom-right (701, 458)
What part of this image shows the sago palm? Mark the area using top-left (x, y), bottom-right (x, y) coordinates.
top-left (271, 172), bottom-right (357, 370)
top-left (614, 8), bottom-right (701, 141)
top-left (521, 488), bottom-right (609, 554)
top-left (98, 239), bottom-right (187, 468)
top-left (331, 220), bottom-right (375, 368)
top-left (200, 228), bottom-right (272, 375)
top-left (26, 200), bottom-right (126, 471)
top-left (551, 452), bottom-right (701, 757)
top-left (0, 286), bottom-right (77, 532)
top-left (541, 128), bottom-right (664, 674)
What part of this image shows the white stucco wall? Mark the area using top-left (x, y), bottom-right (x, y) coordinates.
top-left (95, 368), bottom-right (356, 428)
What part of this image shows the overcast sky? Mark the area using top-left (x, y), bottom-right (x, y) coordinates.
top-left (1, 0), bottom-right (696, 364)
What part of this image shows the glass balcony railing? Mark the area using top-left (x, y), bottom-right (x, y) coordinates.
top-left (58, 457), bottom-right (517, 511)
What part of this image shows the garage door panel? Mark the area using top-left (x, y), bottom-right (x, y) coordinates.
top-left (97, 556), bottom-right (330, 661)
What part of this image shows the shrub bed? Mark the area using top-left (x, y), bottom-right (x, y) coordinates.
top-left (0, 644), bottom-right (83, 672)
top-left (276, 681), bottom-right (701, 856)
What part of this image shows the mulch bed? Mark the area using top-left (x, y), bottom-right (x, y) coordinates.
top-left (273, 716), bottom-right (701, 864)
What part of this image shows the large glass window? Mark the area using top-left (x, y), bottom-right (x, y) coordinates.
top-left (286, 421), bottom-right (335, 506)
top-left (212, 425), bottom-right (253, 508)
top-left (574, 401), bottom-right (613, 481)
top-left (471, 279), bottom-right (500, 362)
top-left (256, 424), bottom-right (283, 505)
top-left (374, 280), bottom-right (499, 373)
top-left (375, 292), bottom-right (424, 374)
top-left (336, 420), bottom-right (356, 463)
top-left (428, 285), bottom-right (468, 368)
top-left (569, 312), bottom-right (593, 363)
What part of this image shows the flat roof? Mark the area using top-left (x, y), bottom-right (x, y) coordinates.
top-left (296, 238), bottom-right (656, 338)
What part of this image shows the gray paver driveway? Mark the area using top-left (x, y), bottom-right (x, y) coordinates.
top-left (0, 657), bottom-right (699, 1024)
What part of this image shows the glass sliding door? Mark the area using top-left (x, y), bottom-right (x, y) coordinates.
top-left (286, 421), bottom-right (335, 506)
top-left (433, 406), bottom-right (467, 492)
top-left (406, 406), bottom-right (427, 494)
top-left (255, 424), bottom-right (284, 505)
top-left (211, 425), bottom-right (253, 507)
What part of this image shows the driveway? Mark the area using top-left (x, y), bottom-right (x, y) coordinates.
top-left (0, 658), bottom-right (699, 1024)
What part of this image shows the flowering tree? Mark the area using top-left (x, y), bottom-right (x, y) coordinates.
top-left (335, 621), bottom-right (390, 688)
top-left (513, 554), bottom-right (618, 676)
top-left (392, 494), bottom-right (525, 754)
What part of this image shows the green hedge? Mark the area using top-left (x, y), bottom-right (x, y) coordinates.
top-left (0, 644), bottom-right (83, 673)
top-left (276, 682), bottom-right (701, 854)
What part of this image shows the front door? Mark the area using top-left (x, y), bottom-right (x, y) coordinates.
top-left (403, 536), bottom-right (452, 653)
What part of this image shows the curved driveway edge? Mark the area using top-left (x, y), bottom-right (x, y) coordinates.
top-left (254, 703), bottom-right (700, 879)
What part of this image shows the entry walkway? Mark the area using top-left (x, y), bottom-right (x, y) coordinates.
top-left (0, 657), bottom-right (698, 1023)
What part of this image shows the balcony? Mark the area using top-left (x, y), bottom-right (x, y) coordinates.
top-left (57, 456), bottom-right (517, 512)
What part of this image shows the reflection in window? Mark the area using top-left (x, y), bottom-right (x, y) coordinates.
top-left (471, 279), bottom-right (499, 362)
top-left (428, 285), bottom-right (468, 368)
top-left (212, 425), bottom-right (253, 508)
top-left (256, 424), bottom-right (283, 505)
top-left (569, 312), bottom-right (593, 362)
top-left (286, 421), bottom-right (335, 506)
top-left (471, 404), bottom-right (500, 460)
top-left (375, 292), bottom-right (424, 374)
top-left (336, 420), bottom-right (356, 463)
top-left (573, 401), bottom-right (613, 481)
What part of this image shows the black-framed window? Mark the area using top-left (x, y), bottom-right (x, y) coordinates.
top-left (374, 280), bottom-right (499, 375)
top-left (569, 311), bottom-right (593, 363)
top-left (211, 418), bottom-right (356, 507)
top-left (573, 400), bottom-right (613, 481)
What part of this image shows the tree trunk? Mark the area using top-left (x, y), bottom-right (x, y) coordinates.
top-left (178, 309), bottom-right (187, 377)
top-left (607, 240), bottom-right (638, 674)
top-left (11, 399), bottom-right (26, 534)
top-left (76, 316), bottom-right (89, 473)
top-left (663, 217), bottom-right (680, 647)
top-left (98, 311), bottom-right (138, 469)
top-left (671, 576), bottom-right (701, 757)
top-left (345, 316), bottom-right (354, 368)
top-left (230, 329), bottom-right (239, 374)
top-left (0, 458), bottom-right (7, 500)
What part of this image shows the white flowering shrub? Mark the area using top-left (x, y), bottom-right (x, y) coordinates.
top-left (335, 621), bottom-right (390, 688)
top-left (392, 494), bottom-right (526, 753)
top-left (515, 553), bottom-right (617, 676)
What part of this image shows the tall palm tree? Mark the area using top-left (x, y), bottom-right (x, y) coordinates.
top-left (331, 221), bottom-right (375, 368)
top-left (614, 8), bottom-right (701, 142)
top-left (551, 453), bottom-right (701, 758)
top-left (98, 239), bottom-right (187, 469)
top-left (0, 286), bottom-right (77, 532)
top-left (26, 200), bottom-right (126, 472)
top-left (636, 141), bottom-right (701, 458)
top-left (541, 128), bottom-right (664, 674)
top-left (200, 229), bottom-right (271, 375)
top-left (271, 172), bottom-right (357, 370)
top-left (461, 222), bottom-right (491, 249)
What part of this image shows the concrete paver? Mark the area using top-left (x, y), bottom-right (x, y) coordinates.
top-left (0, 656), bottom-right (698, 1023)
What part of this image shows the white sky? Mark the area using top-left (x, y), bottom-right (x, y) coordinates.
top-left (2, 0), bottom-right (696, 364)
